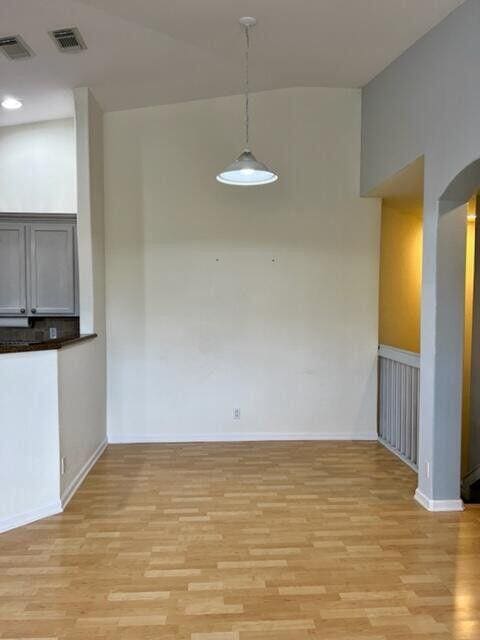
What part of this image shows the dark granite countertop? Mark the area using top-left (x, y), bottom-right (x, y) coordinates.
top-left (0, 334), bottom-right (97, 354)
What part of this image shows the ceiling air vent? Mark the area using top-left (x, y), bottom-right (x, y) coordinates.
top-left (49, 27), bottom-right (86, 53)
top-left (0, 35), bottom-right (33, 60)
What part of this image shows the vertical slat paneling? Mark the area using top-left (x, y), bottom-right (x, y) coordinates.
top-left (413, 367), bottom-right (419, 465)
top-left (405, 367), bottom-right (412, 460)
top-left (393, 360), bottom-right (398, 447)
top-left (378, 346), bottom-right (420, 472)
top-left (378, 358), bottom-right (384, 440)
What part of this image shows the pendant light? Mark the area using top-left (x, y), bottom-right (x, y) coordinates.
top-left (216, 17), bottom-right (278, 186)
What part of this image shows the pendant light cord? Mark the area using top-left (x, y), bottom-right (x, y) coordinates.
top-left (244, 24), bottom-right (250, 150)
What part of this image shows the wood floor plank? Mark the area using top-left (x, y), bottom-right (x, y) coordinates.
top-left (0, 441), bottom-right (479, 639)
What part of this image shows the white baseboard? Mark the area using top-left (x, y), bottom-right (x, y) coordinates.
top-left (1, 440), bottom-right (107, 535)
top-left (414, 488), bottom-right (464, 512)
top-left (61, 439), bottom-right (108, 509)
top-left (108, 431), bottom-right (378, 444)
top-left (0, 501), bottom-right (62, 535)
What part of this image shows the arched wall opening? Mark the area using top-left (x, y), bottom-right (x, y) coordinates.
top-left (374, 155), bottom-right (479, 507)
top-left (435, 161), bottom-right (480, 503)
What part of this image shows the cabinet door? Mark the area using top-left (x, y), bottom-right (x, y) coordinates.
top-left (0, 222), bottom-right (27, 316)
top-left (28, 224), bottom-right (76, 315)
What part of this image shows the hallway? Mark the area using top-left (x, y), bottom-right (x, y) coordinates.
top-left (1, 442), bottom-right (479, 639)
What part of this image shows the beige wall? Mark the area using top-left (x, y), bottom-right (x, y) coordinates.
top-left (104, 87), bottom-right (380, 442)
top-left (379, 204), bottom-right (422, 353)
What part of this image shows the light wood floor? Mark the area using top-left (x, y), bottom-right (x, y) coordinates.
top-left (1, 442), bottom-right (480, 639)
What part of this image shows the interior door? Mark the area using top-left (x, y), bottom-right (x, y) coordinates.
top-left (28, 223), bottom-right (76, 316)
top-left (0, 222), bottom-right (27, 316)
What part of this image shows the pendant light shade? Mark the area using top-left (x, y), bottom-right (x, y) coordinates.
top-left (216, 17), bottom-right (278, 186)
top-left (216, 150), bottom-right (278, 186)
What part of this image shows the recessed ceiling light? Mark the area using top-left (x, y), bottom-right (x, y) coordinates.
top-left (1, 96), bottom-right (23, 110)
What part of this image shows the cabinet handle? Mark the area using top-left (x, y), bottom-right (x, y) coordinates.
top-left (31, 308), bottom-right (37, 314)
top-left (20, 308), bottom-right (26, 314)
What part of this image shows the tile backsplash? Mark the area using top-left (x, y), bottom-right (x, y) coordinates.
top-left (0, 317), bottom-right (79, 343)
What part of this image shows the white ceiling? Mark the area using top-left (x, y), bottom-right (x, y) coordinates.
top-left (0, 0), bottom-right (465, 126)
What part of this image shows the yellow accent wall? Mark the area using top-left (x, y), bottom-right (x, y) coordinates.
top-left (378, 198), bottom-right (476, 475)
top-left (378, 204), bottom-right (423, 353)
top-left (462, 200), bottom-right (476, 474)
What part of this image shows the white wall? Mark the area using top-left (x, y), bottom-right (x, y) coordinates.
top-left (75, 89), bottom-right (106, 336)
top-left (0, 118), bottom-right (76, 213)
top-left (58, 340), bottom-right (107, 498)
top-left (0, 351), bottom-right (60, 531)
top-left (104, 87), bottom-right (380, 442)
top-left (65, 88), bottom-right (107, 482)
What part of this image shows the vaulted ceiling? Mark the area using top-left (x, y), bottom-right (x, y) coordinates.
top-left (0, 0), bottom-right (465, 126)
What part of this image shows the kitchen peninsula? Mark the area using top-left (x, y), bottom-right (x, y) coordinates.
top-left (0, 333), bottom-right (106, 533)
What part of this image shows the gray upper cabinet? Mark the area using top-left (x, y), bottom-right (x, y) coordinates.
top-left (29, 224), bottom-right (76, 316)
top-left (0, 216), bottom-right (78, 317)
top-left (0, 222), bottom-right (27, 315)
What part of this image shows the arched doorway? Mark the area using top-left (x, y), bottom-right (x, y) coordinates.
top-left (415, 159), bottom-right (480, 510)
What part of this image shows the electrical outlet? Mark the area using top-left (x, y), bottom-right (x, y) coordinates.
top-left (49, 327), bottom-right (58, 340)
top-left (233, 408), bottom-right (241, 419)
top-left (425, 461), bottom-right (430, 479)
top-left (61, 457), bottom-right (66, 475)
